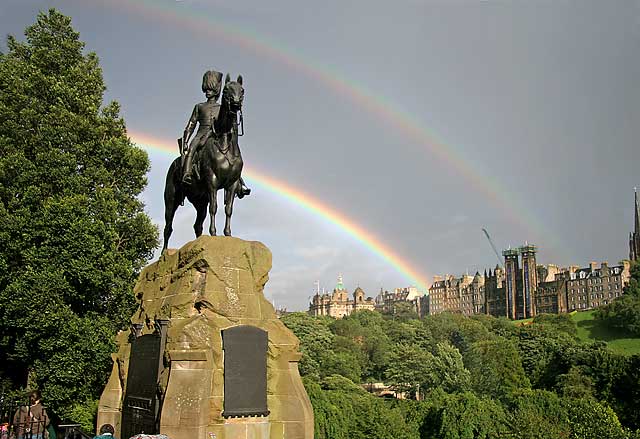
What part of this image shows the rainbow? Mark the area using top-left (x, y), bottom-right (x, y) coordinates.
top-left (99, 0), bottom-right (572, 259)
top-left (130, 131), bottom-right (430, 291)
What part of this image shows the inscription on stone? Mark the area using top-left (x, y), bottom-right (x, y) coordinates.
top-left (222, 325), bottom-right (269, 417)
top-left (121, 333), bottom-right (162, 437)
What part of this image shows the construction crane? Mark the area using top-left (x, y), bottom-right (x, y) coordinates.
top-left (482, 228), bottom-right (503, 268)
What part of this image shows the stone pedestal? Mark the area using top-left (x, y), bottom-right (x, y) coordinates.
top-left (97, 236), bottom-right (314, 439)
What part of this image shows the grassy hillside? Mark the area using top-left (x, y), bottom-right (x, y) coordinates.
top-left (571, 310), bottom-right (640, 356)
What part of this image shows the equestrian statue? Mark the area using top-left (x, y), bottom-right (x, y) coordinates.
top-left (163, 70), bottom-right (250, 251)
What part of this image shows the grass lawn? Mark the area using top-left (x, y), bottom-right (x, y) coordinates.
top-left (513, 317), bottom-right (534, 325)
top-left (571, 310), bottom-right (640, 356)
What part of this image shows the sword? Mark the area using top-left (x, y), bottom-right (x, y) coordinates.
top-left (177, 138), bottom-right (185, 158)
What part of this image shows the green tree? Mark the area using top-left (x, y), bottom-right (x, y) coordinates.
top-left (305, 378), bottom-right (415, 439)
top-left (324, 335), bottom-right (366, 382)
top-left (424, 342), bottom-right (471, 393)
top-left (333, 311), bottom-right (392, 381)
top-left (0, 10), bottom-right (157, 419)
top-left (565, 397), bottom-right (626, 439)
top-left (385, 344), bottom-right (432, 397)
top-left (281, 312), bottom-right (335, 379)
top-left (532, 313), bottom-right (578, 338)
top-left (381, 301), bottom-right (420, 321)
top-left (612, 354), bottom-right (640, 430)
top-left (555, 366), bottom-right (595, 399)
top-left (515, 323), bottom-right (575, 389)
top-left (506, 390), bottom-right (571, 439)
top-left (595, 262), bottom-right (640, 335)
top-left (418, 390), bottom-right (510, 439)
top-left (466, 338), bottom-right (530, 399)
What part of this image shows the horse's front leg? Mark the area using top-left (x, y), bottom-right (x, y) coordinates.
top-left (208, 176), bottom-right (219, 236)
top-left (194, 200), bottom-right (207, 237)
top-left (223, 181), bottom-right (239, 236)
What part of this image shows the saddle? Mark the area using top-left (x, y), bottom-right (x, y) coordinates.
top-left (195, 134), bottom-right (239, 174)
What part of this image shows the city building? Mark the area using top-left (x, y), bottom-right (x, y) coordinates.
top-left (308, 275), bottom-right (375, 318)
top-left (630, 188), bottom-right (640, 262)
top-left (374, 286), bottom-right (425, 316)
top-left (484, 266), bottom-right (506, 317)
top-left (560, 261), bottom-right (630, 311)
top-left (429, 272), bottom-right (487, 317)
top-left (429, 244), bottom-right (631, 319)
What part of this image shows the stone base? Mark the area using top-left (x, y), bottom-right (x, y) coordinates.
top-left (97, 236), bottom-right (313, 439)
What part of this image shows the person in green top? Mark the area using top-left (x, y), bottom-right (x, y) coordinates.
top-left (93, 424), bottom-right (117, 439)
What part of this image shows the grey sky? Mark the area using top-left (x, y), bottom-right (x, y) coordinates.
top-left (2, 0), bottom-right (639, 310)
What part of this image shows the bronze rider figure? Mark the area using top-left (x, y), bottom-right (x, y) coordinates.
top-left (181, 70), bottom-right (250, 198)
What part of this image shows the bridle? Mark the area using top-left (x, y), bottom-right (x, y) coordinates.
top-left (223, 85), bottom-right (245, 137)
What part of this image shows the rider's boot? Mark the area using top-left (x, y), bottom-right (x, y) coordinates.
top-left (237, 178), bottom-right (251, 199)
top-left (182, 152), bottom-right (194, 185)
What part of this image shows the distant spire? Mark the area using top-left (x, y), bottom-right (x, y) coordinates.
top-left (635, 187), bottom-right (639, 234)
top-left (632, 188), bottom-right (640, 261)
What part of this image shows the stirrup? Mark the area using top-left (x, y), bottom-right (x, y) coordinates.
top-left (237, 186), bottom-right (251, 199)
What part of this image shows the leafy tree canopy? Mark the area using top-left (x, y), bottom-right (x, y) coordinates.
top-left (0, 9), bottom-right (158, 420)
top-left (595, 262), bottom-right (640, 336)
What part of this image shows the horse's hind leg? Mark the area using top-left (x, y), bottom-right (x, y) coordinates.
top-left (194, 200), bottom-right (207, 237)
top-left (223, 181), bottom-right (239, 236)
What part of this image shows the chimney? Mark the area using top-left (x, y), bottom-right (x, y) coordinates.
top-left (589, 261), bottom-right (598, 271)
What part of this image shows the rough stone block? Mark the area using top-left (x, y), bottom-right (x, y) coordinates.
top-left (98, 237), bottom-right (313, 439)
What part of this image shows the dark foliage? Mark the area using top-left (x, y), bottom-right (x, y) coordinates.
top-left (0, 10), bottom-right (158, 421)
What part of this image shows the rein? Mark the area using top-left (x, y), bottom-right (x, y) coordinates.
top-left (221, 88), bottom-right (245, 137)
top-left (237, 109), bottom-right (244, 136)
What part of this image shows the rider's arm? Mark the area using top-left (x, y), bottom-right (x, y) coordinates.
top-left (183, 104), bottom-right (199, 146)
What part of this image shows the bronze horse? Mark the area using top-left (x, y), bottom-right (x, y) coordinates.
top-left (162, 75), bottom-right (245, 250)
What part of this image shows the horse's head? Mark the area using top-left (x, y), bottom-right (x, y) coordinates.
top-left (222, 74), bottom-right (244, 113)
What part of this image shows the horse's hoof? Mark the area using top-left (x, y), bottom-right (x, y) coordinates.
top-left (224, 231), bottom-right (231, 236)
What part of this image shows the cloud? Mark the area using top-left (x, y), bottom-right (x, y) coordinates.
top-left (451, 214), bottom-right (468, 225)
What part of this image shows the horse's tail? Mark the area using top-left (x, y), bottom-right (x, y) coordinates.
top-left (162, 157), bottom-right (184, 250)
top-left (165, 157), bottom-right (182, 193)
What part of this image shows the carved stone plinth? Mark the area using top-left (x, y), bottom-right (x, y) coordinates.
top-left (97, 236), bottom-right (314, 439)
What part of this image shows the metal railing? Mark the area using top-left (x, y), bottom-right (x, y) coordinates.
top-left (0, 395), bottom-right (91, 439)
top-left (58, 424), bottom-right (92, 439)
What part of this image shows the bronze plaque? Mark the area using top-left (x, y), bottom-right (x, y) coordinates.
top-left (122, 334), bottom-right (162, 437)
top-left (222, 325), bottom-right (269, 417)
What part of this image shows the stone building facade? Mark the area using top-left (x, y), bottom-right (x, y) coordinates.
top-left (429, 244), bottom-right (631, 319)
top-left (308, 276), bottom-right (375, 318)
top-left (375, 286), bottom-right (425, 317)
top-left (429, 272), bottom-right (487, 317)
top-left (560, 261), bottom-right (630, 311)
